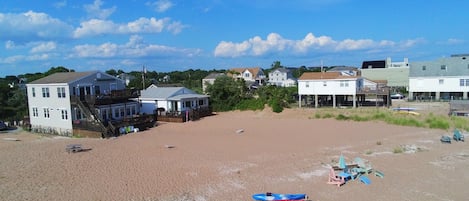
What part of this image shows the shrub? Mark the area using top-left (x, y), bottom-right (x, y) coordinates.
top-left (322, 113), bottom-right (335, 118)
top-left (235, 99), bottom-right (264, 111)
top-left (393, 146), bottom-right (404, 154)
top-left (271, 99), bottom-right (283, 113)
top-left (335, 114), bottom-right (350, 120)
top-left (314, 113), bottom-right (321, 119)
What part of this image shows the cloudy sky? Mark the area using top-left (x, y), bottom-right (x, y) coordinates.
top-left (0, 0), bottom-right (468, 76)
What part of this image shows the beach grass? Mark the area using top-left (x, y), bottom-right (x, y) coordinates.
top-left (312, 107), bottom-right (468, 131)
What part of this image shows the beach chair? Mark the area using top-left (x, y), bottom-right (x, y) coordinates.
top-left (327, 167), bottom-right (345, 187)
top-left (353, 157), bottom-right (373, 174)
top-left (440, 135), bottom-right (451, 144)
top-left (453, 129), bottom-right (465, 142)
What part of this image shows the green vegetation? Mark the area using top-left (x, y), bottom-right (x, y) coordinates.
top-left (393, 146), bottom-right (404, 154)
top-left (313, 108), bottom-right (469, 131)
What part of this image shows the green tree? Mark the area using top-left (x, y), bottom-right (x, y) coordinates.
top-left (206, 76), bottom-right (248, 111)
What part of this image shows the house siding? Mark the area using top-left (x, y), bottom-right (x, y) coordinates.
top-left (298, 79), bottom-right (357, 95)
top-left (27, 83), bottom-right (73, 135)
top-left (408, 55), bottom-right (469, 100)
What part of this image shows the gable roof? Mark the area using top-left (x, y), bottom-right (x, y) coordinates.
top-left (270, 68), bottom-right (290, 74)
top-left (28, 71), bottom-right (97, 84)
top-left (298, 72), bottom-right (358, 80)
top-left (328, 66), bottom-right (359, 72)
top-left (140, 86), bottom-right (208, 100)
top-left (229, 67), bottom-right (263, 77)
top-left (203, 72), bottom-right (226, 79)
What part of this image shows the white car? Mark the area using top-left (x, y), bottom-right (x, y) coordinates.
top-left (391, 93), bottom-right (405, 99)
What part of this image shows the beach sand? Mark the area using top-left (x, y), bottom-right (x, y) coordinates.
top-left (1, 105), bottom-right (468, 201)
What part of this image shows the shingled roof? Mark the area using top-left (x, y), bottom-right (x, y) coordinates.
top-left (28, 71), bottom-right (97, 84)
top-left (298, 72), bottom-right (358, 80)
top-left (228, 67), bottom-right (262, 77)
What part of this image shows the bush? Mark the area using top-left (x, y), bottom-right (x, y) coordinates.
top-left (335, 114), bottom-right (350, 120)
top-left (235, 99), bottom-right (264, 111)
top-left (271, 99), bottom-right (283, 113)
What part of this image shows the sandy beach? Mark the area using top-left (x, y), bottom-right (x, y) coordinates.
top-left (1, 105), bottom-right (468, 201)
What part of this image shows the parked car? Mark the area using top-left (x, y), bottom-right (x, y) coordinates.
top-left (391, 93), bottom-right (405, 99)
top-left (0, 121), bottom-right (7, 131)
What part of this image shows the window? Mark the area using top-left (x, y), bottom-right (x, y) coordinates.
top-left (244, 72), bottom-right (250, 78)
top-left (61, 109), bottom-right (68, 120)
top-left (43, 108), bottom-right (50, 118)
top-left (114, 108), bottom-right (119, 118)
top-left (323, 81), bottom-right (327, 86)
top-left (305, 82), bottom-right (309, 88)
top-left (199, 99), bottom-right (204, 106)
top-left (32, 87), bottom-right (36, 97)
top-left (340, 81), bottom-right (349, 87)
top-left (131, 106), bottom-right (136, 115)
top-left (126, 107), bottom-right (131, 116)
top-left (461, 79), bottom-right (469, 86)
top-left (42, 87), bottom-right (50, 98)
top-left (441, 65), bottom-right (447, 70)
top-left (57, 87), bottom-right (66, 98)
top-left (439, 79), bottom-right (444, 85)
top-left (185, 101), bottom-right (192, 108)
top-left (120, 108), bottom-right (124, 117)
top-left (422, 66), bottom-right (426, 70)
top-left (32, 107), bottom-right (38, 117)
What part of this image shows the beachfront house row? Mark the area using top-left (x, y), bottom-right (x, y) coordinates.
top-left (26, 71), bottom-right (156, 138)
top-left (138, 84), bottom-right (211, 121)
top-left (298, 72), bottom-right (389, 108)
top-left (268, 68), bottom-right (297, 87)
top-left (408, 54), bottom-right (469, 101)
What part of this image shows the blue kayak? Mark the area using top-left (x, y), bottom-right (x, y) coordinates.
top-left (252, 193), bottom-right (307, 200)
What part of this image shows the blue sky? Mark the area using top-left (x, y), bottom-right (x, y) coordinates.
top-left (1, 0), bottom-right (468, 76)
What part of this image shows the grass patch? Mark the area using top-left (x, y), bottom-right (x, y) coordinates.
top-left (376, 141), bottom-right (382, 145)
top-left (309, 106), bottom-right (469, 132)
top-left (365, 150), bottom-right (373, 155)
top-left (393, 146), bottom-right (404, 154)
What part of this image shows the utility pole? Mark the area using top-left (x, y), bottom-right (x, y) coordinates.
top-left (142, 65), bottom-right (146, 90)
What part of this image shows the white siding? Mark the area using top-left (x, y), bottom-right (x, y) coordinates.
top-left (298, 79), bottom-right (357, 95)
top-left (409, 77), bottom-right (469, 92)
top-left (28, 83), bottom-right (72, 135)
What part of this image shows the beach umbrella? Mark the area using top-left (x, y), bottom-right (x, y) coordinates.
top-left (339, 154), bottom-right (346, 169)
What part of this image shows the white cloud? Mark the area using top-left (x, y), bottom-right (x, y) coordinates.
top-left (84, 0), bottom-right (116, 20)
top-left (73, 42), bottom-right (118, 58)
top-left (0, 11), bottom-right (73, 42)
top-left (73, 17), bottom-right (184, 38)
top-left (53, 0), bottom-right (67, 9)
top-left (30, 41), bottom-right (57, 53)
top-left (214, 32), bottom-right (421, 58)
top-left (147, 0), bottom-right (174, 13)
top-left (5, 40), bottom-right (15, 49)
top-left (166, 21), bottom-right (186, 34)
top-left (71, 35), bottom-right (202, 58)
top-left (0, 55), bottom-right (25, 64)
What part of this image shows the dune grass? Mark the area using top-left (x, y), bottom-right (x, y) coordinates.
top-left (312, 107), bottom-right (469, 131)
